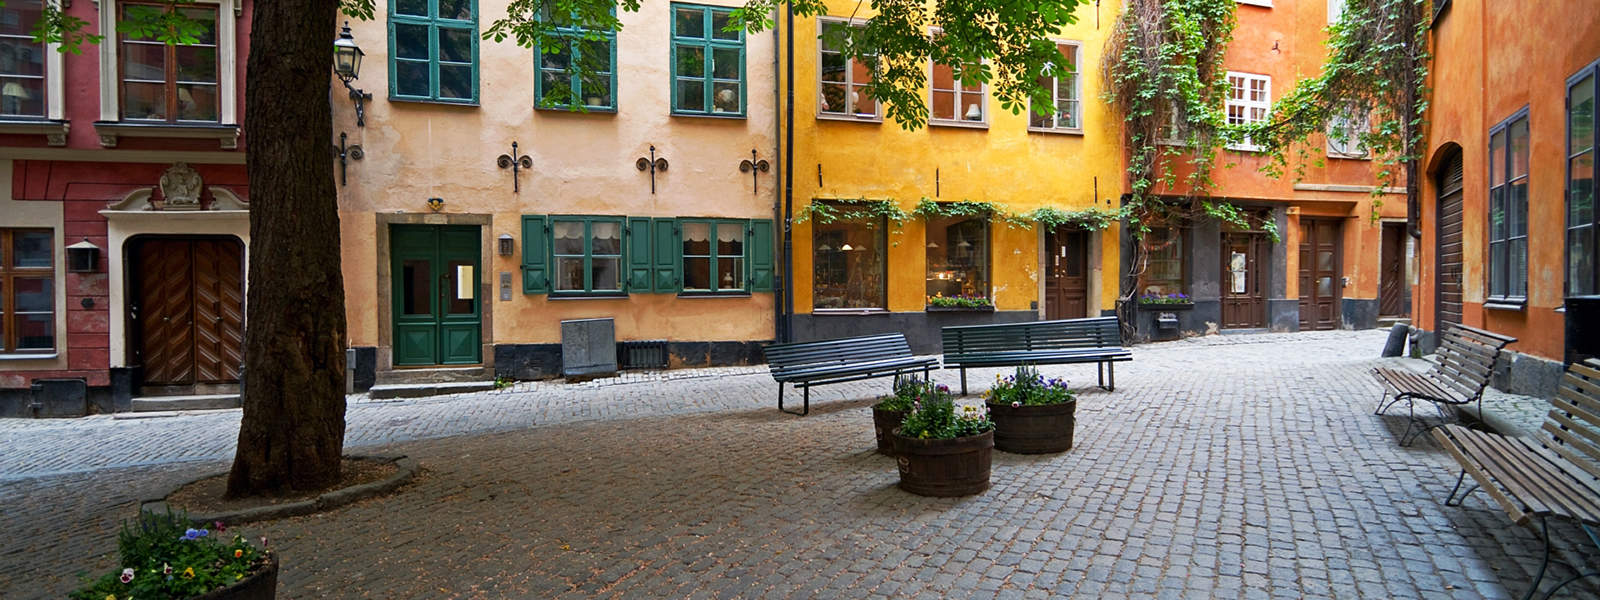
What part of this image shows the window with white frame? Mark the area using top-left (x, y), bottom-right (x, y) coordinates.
top-left (929, 42), bottom-right (985, 125)
top-left (1326, 106), bottom-right (1369, 158)
top-left (97, 0), bottom-right (238, 127)
top-left (818, 19), bottom-right (877, 119)
top-left (0, 0), bottom-right (63, 125)
top-left (1225, 72), bottom-right (1269, 151)
top-left (1237, 0), bottom-right (1273, 7)
top-left (1328, 0), bottom-right (1346, 23)
top-left (1029, 42), bottom-right (1081, 132)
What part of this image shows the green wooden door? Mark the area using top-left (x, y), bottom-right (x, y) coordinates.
top-left (392, 225), bottom-right (481, 366)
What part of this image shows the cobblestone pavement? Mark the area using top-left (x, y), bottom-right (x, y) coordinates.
top-left (4, 329), bottom-right (1598, 599)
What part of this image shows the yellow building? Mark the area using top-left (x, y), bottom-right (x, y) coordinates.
top-left (780, 1), bottom-right (1124, 351)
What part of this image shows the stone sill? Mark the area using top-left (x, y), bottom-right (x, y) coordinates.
top-left (94, 121), bottom-right (240, 150)
top-left (0, 119), bottom-right (68, 146)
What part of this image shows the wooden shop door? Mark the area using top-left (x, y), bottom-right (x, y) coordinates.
top-left (1045, 227), bottom-right (1088, 320)
top-left (131, 237), bottom-right (245, 388)
top-left (1379, 222), bottom-right (1408, 318)
top-left (1297, 219), bottom-right (1343, 331)
top-left (1220, 232), bottom-right (1268, 329)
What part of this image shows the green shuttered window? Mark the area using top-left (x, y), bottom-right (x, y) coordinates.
top-left (521, 215), bottom-right (774, 295)
top-left (670, 3), bottom-right (745, 117)
top-left (535, 7), bottom-right (617, 111)
top-left (389, 0), bottom-right (478, 103)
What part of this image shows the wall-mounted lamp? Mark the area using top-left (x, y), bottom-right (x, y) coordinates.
top-left (498, 234), bottom-right (515, 256)
top-left (333, 22), bottom-right (373, 127)
top-left (426, 197), bottom-right (444, 212)
top-left (66, 238), bottom-right (100, 273)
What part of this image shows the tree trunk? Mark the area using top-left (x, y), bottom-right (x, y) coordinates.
top-left (226, 0), bottom-right (348, 498)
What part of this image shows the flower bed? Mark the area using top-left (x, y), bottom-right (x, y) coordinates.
top-left (72, 510), bottom-right (274, 600)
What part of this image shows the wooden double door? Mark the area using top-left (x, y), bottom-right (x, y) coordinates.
top-left (1045, 227), bottom-right (1089, 320)
top-left (391, 225), bottom-right (481, 366)
top-left (131, 237), bottom-right (245, 388)
top-left (1298, 219), bottom-right (1343, 330)
top-left (1221, 232), bottom-right (1270, 329)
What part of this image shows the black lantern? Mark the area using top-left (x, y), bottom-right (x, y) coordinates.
top-left (333, 22), bottom-right (373, 127)
top-left (66, 239), bottom-right (99, 273)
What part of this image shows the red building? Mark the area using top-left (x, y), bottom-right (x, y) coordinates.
top-left (0, 0), bottom-right (251, 416)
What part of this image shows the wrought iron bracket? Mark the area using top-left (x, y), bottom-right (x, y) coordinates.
top-left (334, 131), bottom-right (363, 187)
top-left (636, 145), bottom-right (668, 194)
top-left (342, 78), bottom-right (373, 127)
top-left (739, 149), bottom-right (770, 196)
top-left (497, 141), bottom-right (533, 193)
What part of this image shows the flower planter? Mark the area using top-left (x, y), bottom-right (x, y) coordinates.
top-left (871, 407), bottom-right (908, 455)
top-left (893, 429), bottom-right (993, 497)
top-left (194, 554), bottom-right (278, 600)
top-left (1138, 302), bottom-right (1194, 311)
top-left (926, 305), bottom-right (996, 313)
top-left (988, 400), bottom-right (1076, 454)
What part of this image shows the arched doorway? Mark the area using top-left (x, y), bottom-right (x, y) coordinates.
top-left (1434, 146), bottom-right (1465, 334)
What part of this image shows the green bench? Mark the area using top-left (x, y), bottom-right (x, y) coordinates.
top-left (941, 317), bottom-right (1132, 395)
top-left (763, 333), bottom-right (938, 416)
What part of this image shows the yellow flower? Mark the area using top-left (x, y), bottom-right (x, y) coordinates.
top-left (183, 567), bottom-right (195, 579)
top-left (106, 595), bottom-right (117, 600)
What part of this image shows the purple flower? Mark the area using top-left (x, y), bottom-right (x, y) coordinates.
top-left (180, 528), bottom-right (210, 541)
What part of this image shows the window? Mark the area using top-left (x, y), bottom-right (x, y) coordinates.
top-left (1225, 72), bottom-right (1270, 151)
top-left (813, 206), bottom-right (886, 309)
top-left (1143, 227), bottom-right (1186, 295)
top-left (535, 7), bottom-right (616, 110)
top-left (930, 58), bottom-right (985, 125)
top-left (119, 3), bottom-right (219, 122)
top-left (1328, 0), bottom-right (1345, 23)
top-left (1567, 62), bottom-right (1598, 296)
top-left (671, 3), bottom-right (744, 116)
top-left (0, 229), bottom-right (54, 353)
top-left (925, 215), bottom-right (990, 304)
top-left (682, 220), bottom-right (746, 293)
top-left (818, 19), bottom-right (877, 119)
top-left (1488, 110), bottom-right (1530, 303)
top-left (390, 0), bottom-right (478, 103)
top-left (1237, 0), bottom-right (1273, 7)
top-left (1327, 107), bottom-right (1369, 159)
top-left (0, 1), bottom-right (45, 118)
top-left (1029, 42), bottom-right (1081, 132)
top-left (551, 217), bottom-right (623, 294)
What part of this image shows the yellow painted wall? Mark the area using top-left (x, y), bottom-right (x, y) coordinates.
top-left (784, 1), bottom-right (1125, 315)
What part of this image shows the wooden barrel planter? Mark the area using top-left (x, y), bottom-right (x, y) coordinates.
top-left (988, 400), bottom-right (1076, 454)
top-left (194, 554), bottom-right (278, 600)
top-left (871, 408), bottom-right (908, 455)
top-left (893, 429), bottom-right (993, 497)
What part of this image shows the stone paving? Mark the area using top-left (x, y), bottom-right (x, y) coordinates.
top-left (3, 329), bottom-right (1598, 599)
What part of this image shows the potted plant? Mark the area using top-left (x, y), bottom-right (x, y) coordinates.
top-left (1137, 292), bottom-right (1193, 309)
top-left (872, 375), bottom-right (950, 455)
top-left (72, 510), bottom-right (276, 600)
top-left (926, 293), bottom-right (996, 311)
top-left (892, 392), bottom-right (995, 497)
top-left (985, 365), bottom-right (1077, 454)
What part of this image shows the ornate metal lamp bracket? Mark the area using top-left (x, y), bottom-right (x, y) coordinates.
top-left (335, 132), bottom-right (364, 187)
top-left (635, 145), bottom-right (669, 194)
top-left (739, 149), bottom-right (771, 196)
top-left (497, 141), bottom-right (534, 193)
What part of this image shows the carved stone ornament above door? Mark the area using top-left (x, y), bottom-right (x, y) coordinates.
top-left (103, 163), bottom-right (249, 212)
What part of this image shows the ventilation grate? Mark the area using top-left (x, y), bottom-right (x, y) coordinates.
top-left (618, 340), bottom-right (669, 370)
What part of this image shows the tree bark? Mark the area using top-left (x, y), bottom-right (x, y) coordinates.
top-left (226, 0), bottom-right (348, 498)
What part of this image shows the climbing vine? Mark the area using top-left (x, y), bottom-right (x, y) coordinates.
top-left (794, 198), bottom-right (911, 226)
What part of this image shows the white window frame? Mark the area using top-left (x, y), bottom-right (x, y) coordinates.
top-left (816, 17), bottom-right (879, 122)
top-left (97, 0), bottom-right (238, 126)
top-left (1326, 107), bottom-right (1370, 159)
top-left (1237, 0), bottom-right (1273, 7)
top-left (1225, 71), bottom-right (1270, 152)
top-left (1028, 40), bottom-right (1082, 135)
top-left (927, 28), bottom-right (987, 128)
top-left (1328, 0), bottom-right (1346, 23)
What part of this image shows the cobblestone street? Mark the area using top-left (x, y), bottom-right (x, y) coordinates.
top-left (4, 329), bottom-right (1597, 598)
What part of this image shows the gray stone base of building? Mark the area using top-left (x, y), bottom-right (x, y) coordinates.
top-left (1492, 350), bottom-right (1565, 398)
top-left (1130, 301), bottom-right (1219, 343)
top-left (1341, 298), bottom-right (1379, 331)
top-left (789, 310), bottom-right (1038, 354)
top-left (0, 379), bottom-right (115, 418)
top-left (1269, 299), bottom-right (1301, 332)
top-left (494, 341), bottom-right (768, 381)
top-left (349, 347), bottom-right (378, 393)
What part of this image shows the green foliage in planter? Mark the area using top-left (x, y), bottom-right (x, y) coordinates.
top-left (927, 293), bottom-right (993, 309)
top-left (1138, 292), bottom-right (1191, 305)
top-left (876, 374), bottom-right (952, 412)
top-left (985, 365), bottom-right (1075, 407)
top-left (72, 510), bottom-right (268, 600)
top-left (900, 397), bottom-right (995, 440)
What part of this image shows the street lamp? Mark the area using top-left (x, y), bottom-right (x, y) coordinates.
top-left (333, 22), bottom-right (372, 127)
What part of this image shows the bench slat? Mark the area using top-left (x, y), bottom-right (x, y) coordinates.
top-left (1434, 426), bottom-right (1532, 525)
top-left (1456, 428), bottom-right (1600, 523)
top-left (1449, 430), bottom-right (1563, 517)
top-left (1540, 417), bottom-right (1600, 483)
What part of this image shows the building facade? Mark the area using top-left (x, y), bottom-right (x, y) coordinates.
top-left (0, 0), bottom-right (252, 416)
top-left (781, 0), bottom-right (1125, 353)
top-left (1126, 0), bottom-right (1408, 341)
top-left (1414, 0), bottom-right (1600, 394)
top-left (336, 0), bottom-right (778, 386)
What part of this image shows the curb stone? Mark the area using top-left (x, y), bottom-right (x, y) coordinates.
top-left (138, 454), bottom-right (419, 525)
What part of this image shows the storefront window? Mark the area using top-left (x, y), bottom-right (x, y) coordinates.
top-left (812, 210), bottom-right (885, 309)
top-left (924, 216), bottom-right (989, 303)
top-left (1143, 227), bottom-right (1185, 296)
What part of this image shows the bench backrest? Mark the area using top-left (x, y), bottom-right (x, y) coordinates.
top-left (941, 317), bottom-right (1123, 354)
top-left (763, 333), bottom-right (915, 369)
top-left (1430, 322), bottom-right (1517, 400)
top-left (1542, 359), bottom-right (1600, 484)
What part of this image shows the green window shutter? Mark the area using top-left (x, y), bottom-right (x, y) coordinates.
top-left (746, 218), bottom-right (774, 292)
top-left (626, 217), bottom-right (653, 292)
top-left (652, 218), bottom-right (681, 293)
top-left (521, 215), bottom-right (549, 294)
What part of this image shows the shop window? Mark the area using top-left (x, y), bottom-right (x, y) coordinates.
top-left (1029, 42), bottom-right (1081, 132)
top-left (1142, 227), bottom-right (1186, 296)
top-left (818, 18), bottom-right (877, 119)
top-left (1567, 62), bottom-right (1598, 296)
top-left (389, 0), bottom-right (478, 103)
top-left (535, 6), bottom-right (616, 110)
top-left (1225, 71), bottom-right (1269, 151)
top-left (551, 217), bottom-right (623, 294)
top-left (1488, 109), bottom-right (1530, 303)
top-left (812, 207), bottom-right (886, 309)
top-left (1, 228), bottom-right (54, 353)
top-left (924, 216), bottom-right (990, 304)
top-left (670, 3), bottom-right (744, 116)
top-left (119, 2), bottom-right (220, 122)
top-left (682, 220), bottom-right (745, 293)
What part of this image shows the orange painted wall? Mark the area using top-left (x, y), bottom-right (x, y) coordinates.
top-left (1417, 0), bottom-right (1600, 361)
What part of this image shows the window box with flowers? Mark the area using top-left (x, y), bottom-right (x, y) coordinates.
top-left (891, 388), bottom-right (995, 497)
top-left (926, 293), bottom-right (995, 312)
top-left (1138, 293), bottom-right (1194, 310)
top-left (71, 510), bottom-right (276, 600)
top-left (984, 365), bottom-right (1077, 454)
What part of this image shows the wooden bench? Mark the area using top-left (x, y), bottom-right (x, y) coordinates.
top-left (1371, 322), bottom-right (1517, 445)
top-left (763, 333), bottom-right (939, 416)
top-left (1431, 359), bottom-right (1600, 600)
top-left (941, 317), bottom-right (1132, 396)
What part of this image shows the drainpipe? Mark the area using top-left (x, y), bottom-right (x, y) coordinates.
top-left (779, 1), bottom-right (796, 343)
top-left (770, 4), bottom-right (785, 345)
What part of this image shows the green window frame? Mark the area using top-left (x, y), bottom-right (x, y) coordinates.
top-left (388, 0), bottom-right (479, 104)
top-left (680, 219), bottom-right (748, 294)
top-left (670, 3), bottom-right (745, 117)
top-left (550, 216), bottom-right (625, 295)
top-left (535, 8), bottom-right (617, 111)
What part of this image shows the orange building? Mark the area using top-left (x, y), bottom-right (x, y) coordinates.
top-left (1125, 0), bottom-right (1408, 341)
top-left (1415, 0), bottom-right (1600, 394)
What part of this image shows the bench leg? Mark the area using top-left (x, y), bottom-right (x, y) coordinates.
top-left (1523, 516), bottom-right (1552, 600)
top-left (960, 368), bottom-right (968, 396)
top-left (1443, 470), bottom-right (1479, 507)
top-left (1097, 363), bottom-right (1104, 389)
top-left (778, 382), bottom-right (808, 417)
top-left (1104, 363), bottom-right (1115, 392)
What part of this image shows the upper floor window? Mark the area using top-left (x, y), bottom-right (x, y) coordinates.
top-left (0, 228), bottom-right (54, 353)
top-left (1567, 62), bottom-right (1598, 296)
top-left (1237, 0), bottom-right (1273, 7)
top-left (120, 3), bottom-right (219, 122)
top-left (818, 19), bottom-right (877, 120)
top-left (1488, 109), bottom-right (1530, 303)
top-left (390, 0), bottom-right (478, 104)
top-left (535, 7), bottom-right (616, 111)
top-left (1326, 106), bottom-right (1369, 159)
top-left (1029, 41), bottom-right (1081, 133)
top-left (930, 58), bottom-right (985, 125)
top-left (1225, 71), bottom-right (1269, 151)
top-left (671, 3), bottom-right (744, 117)
top-left (1327, 0), bottom-right (1345, 23)
top-left (0, 1), bottom-right (46, 118)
